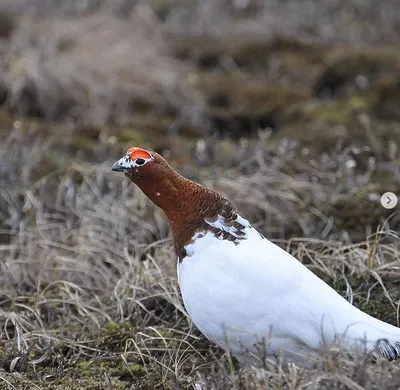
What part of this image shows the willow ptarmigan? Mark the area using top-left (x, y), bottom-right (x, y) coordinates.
top-left (112, 146), bottom-right (400, 366)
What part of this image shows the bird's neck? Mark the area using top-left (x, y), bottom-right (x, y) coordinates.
top-left (134, 169), bottom-right (230, 259)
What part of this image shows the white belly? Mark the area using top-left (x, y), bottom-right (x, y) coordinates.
top-left (177, 228), bottom-right (400, 366)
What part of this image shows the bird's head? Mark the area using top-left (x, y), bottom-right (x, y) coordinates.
top-left (111, 146), bottom-right (167, 182)
top-left (111, 146), bottom-right (184, 212)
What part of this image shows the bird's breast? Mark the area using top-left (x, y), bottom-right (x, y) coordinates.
top-left (177, 230), bottom-right (280, 355)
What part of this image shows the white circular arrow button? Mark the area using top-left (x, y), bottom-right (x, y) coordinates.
top-left (381, 192), bottom-right (398, 209)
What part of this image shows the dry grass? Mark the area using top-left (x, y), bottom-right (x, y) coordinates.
top-left (0, 125), bottom-right (400, 389)
top-left (0, 1), bottom-right (400, 389)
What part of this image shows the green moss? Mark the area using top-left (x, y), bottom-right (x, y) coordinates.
top-left (373, 75), bottom-right (400, 120)
top-left (314, 48), bottom-right (400, 97)
top-left (287, 97), bottom-right (369, 126)
top-left (153, 328), bottom-right (174, 338)
top-left (196, 72), bottom-right (305, 113)
top-left (130, 363), bottom-right (147, 376)
top-left (0, 354), bottom-right (131, 389)
top-left (0, 110), bottom-right (13, 132)
top-left (331, 186), bottom-right (383, 231)
top-left (98, 321), bottom-right (136, 351)
top-left (358, 293), bottom-right (399, 326)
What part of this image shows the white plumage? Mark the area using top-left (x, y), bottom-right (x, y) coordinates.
top-left (178, 214), bottom-right (400, 366)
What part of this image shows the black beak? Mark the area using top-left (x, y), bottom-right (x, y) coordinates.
top-left (111, 161), bottom-right (126, 172)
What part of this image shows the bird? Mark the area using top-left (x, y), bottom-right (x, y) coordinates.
top-left (111, 146), bottom-right (400, 366)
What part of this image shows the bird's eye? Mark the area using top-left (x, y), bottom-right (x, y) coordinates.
top-left (135, 158), bottom-right (146, 166)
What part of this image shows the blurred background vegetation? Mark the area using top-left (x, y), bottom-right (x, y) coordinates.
top-left (0, 1), bottom-right (400, 389)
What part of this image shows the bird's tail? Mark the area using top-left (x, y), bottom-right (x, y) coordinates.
top-left (345, 310), bottom-right (400, 361)
top-left (375, 339), bottom-right (400, 361)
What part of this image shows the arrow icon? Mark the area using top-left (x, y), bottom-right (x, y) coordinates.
top-left (381, 192), bottom-right (398, 209)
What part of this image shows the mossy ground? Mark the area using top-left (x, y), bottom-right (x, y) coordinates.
top-left (1, 1), bottom-right (400, 389)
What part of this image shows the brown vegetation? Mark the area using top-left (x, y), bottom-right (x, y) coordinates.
top-left (0, 1), bottom-right (400, 389)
